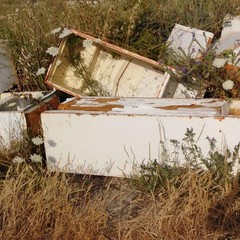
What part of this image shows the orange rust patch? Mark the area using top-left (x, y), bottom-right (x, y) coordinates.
top-left (58, 101), bottom-right (123, 112)
top-left (92, 97), bottom-right (120, 103)
top-left (229, 108), bottom-right (240, 116)
top-left (214, 116), bottom-right (225, 121)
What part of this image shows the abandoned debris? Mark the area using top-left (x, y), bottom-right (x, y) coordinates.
top-left (1, 18), bottom-right (240, 177)
top-left (45, 29), bottom-right (171, 98)
top-left (167, 23), bottom-right (214, 59)
top-left (41, 96), bottom-right (240, 177)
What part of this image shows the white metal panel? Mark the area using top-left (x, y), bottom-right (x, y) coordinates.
top-left (214, 32), bottom-right (240, 54)
top-left (167, 24), bottom-right (214, 58)
top-left (41, 97), bottom-right (239, 177)
top-left (0, 40), bottom-right (18, 93)
top-left (173, 83), bottom-right (199, 98)
top-left (41, 112), bottom-right (240, 177)
top-left (116, 60), bottom-right (169, 97)
top-left (0, 91), bottom-right (57, 145)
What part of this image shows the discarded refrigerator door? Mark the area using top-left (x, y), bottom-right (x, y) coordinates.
top-left (45, 29), bottom-right (170, 98)
top-left (41, 97), bottom-right (240, 177)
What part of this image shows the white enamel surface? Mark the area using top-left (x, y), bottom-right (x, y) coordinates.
top-left (0, 91), bottom-right (55, 145)
top-left (41, 97), bottom-right (239, 177)
top-left (173, 83), bottom-right (199, 98)
top-left (221, 15), bottom-right (240, 37)
top-left (116, 60), bottom-right (169, 97)
top-left (214, 32), bottom-right (240, 54)
top-left (92, 51), bottom-right (129, 95)
top-left (0, 41), bottom-right (17, 93)
top-left (46, 34), bottom-right (170, 98)
top-left (167, 24), bottom-right (214, 58)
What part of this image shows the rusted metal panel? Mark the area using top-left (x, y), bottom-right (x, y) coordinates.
top-left (0, 91), bottom-right (59, 145)
top-left (41, 97), bottom-right (240, 177)
top-left (0, 40), bottom-right (18, 93)
top-left (45, 29), bottom-right (170, 98)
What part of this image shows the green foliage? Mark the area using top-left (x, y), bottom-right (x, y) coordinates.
top-left (132, 128), bottom-right (240, 194)
top-left (0, 0), bottom-right (239, 92)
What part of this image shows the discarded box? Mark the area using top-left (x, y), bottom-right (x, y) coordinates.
top-left (0, 40), bottom-right (18, 92)
top-left (41, 97), bottom-right (240, 177)
top-left (45, 29), bottom-right (171, 98)
top-left (0, 91), bottom-right (59, 145)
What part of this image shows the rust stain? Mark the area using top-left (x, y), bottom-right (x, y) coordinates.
top-left (214, 116), bottom-right (225, 121)
top-left (158, 104), bottom-right (206, 110)
top-left (26, 96), bottom-right (60, 137)
top-left (229, 108), bottom-right (240, 116)
top-left (92, 97), bottom-right (120, 103)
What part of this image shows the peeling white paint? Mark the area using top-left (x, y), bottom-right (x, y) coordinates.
top-left (42, 97), bottom-right (240, 177)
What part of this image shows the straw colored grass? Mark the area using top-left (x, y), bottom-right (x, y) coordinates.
top-left (0, 165), bottom-right (239, 240)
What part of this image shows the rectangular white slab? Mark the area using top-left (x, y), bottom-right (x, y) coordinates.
top-left (41, 97), bottom-right (240, 177)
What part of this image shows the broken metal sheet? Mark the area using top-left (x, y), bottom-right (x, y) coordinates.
top-left (0, 40), bottom-right (18, 93)
top-left (45, 29), bottom-right (170, 98)
top-left (41, 97), bottom-right (240, 177)
top-left (0, 91), bottom-right (59, 145)
top-left (167, 23), bottom-right (214, 59)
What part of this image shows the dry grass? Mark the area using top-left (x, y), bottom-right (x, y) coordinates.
top-left (0, 0), bottom-right (239, 91)
top-left (0, 165), bottom-right (239, 240)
